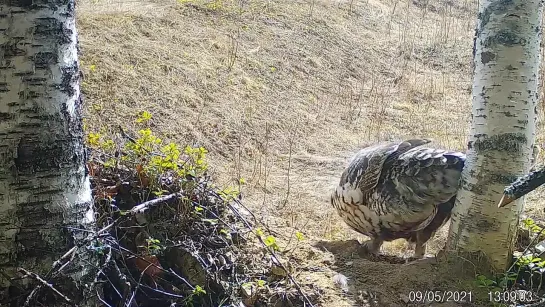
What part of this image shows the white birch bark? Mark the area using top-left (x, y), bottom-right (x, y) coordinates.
top-left (0, 0), bottom-right (95, 305)
top-left (446, 0), bottom-right (543, 271)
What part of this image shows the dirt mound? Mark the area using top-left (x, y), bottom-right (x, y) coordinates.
top-left (313, 240), bottom-right (484, 306)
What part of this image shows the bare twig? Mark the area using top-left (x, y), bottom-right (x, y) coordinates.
top-left (97, 289), bottom-right (114, 307)
top-left (516, 297), bottom-right (545, 307)
top-left (227, 30), bottom-right (239, 70)
top-left (117, 125), bottom-right (137, 144)
top-left (53, 246), bottom-right (78, 269)
top-left (227, 199), bottom-right (316, 307)
top-left (349, 0), bottom-right (356, 14)
top-left (279, 131), bottom-right (293, 209)
top-left (129, 192), bottom-right (183, 214)
top-left (505, 226), bottom-right (545, 289)
top-left (308, 0), bottom-right (315, 18)
top-left (224, 190), bottom-right (283, 238)
top-left (23, 242), bottom-right (80, 304)
top-left (19, 268), bottom-right (74, 306)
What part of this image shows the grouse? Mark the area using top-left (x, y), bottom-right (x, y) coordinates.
top-left (330, 139), bottom-right (466, 258)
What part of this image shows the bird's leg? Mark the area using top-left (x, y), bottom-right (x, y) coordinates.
top-left (403, 230), bottom-right (437, 266)
top-left (359, 237), bottom-right (384, 256)
top-left (414, 231), bottom-right (426, 259)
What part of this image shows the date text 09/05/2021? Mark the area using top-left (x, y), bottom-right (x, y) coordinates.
top-left (407, 290), bottom-right (534, 303)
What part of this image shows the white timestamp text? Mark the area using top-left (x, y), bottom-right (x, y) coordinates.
top-left (408, 290), bottom-right (473, 303)
top-left (488, 290), bottom-right (534, 303)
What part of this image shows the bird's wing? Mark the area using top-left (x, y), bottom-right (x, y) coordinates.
top-left (342, 139), bottom-right (432, 194)
top-left (388, 146), bottom-right (466, 209)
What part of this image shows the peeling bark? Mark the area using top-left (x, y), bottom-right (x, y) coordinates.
top-left (446, 0), bottom-right (543, 271)
top-left (0, 1), bottom-right (95, 306)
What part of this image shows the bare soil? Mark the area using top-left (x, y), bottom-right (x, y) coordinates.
top-left (77, 0), bottom-right (545, 305)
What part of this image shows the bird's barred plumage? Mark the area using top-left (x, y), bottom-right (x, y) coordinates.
top-left (330, 139), bottom-right (466, 257)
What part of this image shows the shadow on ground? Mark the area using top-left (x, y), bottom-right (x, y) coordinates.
top-left (312, 239), bottom-right (481, 307)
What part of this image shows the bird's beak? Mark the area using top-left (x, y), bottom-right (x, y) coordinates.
top-left (497, 194), bottom-right (515, 208)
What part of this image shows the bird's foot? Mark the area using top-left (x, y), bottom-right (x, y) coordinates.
top-left (414, 247), bottom-right (425, 259)
top-left (403, 254), bottom-right (437, 266)
top-left (357, 239), bottom-right (383, 258)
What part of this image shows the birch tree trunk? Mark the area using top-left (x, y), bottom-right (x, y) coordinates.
top-left (445, 0), bottom-right (543, 272)
top-left (0, 1), bottom-right (95, 305)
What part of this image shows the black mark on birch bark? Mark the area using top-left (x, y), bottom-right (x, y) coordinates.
top-left (481, 51), bottom-right (496, 64)
top-left (484, 30), bottom-right (525, 47)
top-left (479, 0), bottom-right (514, 29)
top-left (22, 77), bottom-right (46, 86)
top-left (475, 214), bottom-right (500, 232)
top-left (59, 61), bottom-right (78, 97)
top-left (18, 90), bottom-right (40, 100)
top-left (1, 39), bottom-right (25, 58)
top-left (0, 113), bottom-right (12, 120)
top-left (469, 133), bottom-right (527, 153)
top-left (501, 111), bottom-right (516, 117)
top-left (461, 181), bottom-right (484, 194)
top-left (34, 17), bottom-right (72, 45)
top-left (13, 136), bottom-right (72, 175)
top-left (487, 173), bottom-right (520, 186)
top-left (34, 52), bottom-right (57, 69)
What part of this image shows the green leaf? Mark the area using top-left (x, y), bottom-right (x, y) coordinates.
top-left (193, 285), bottom-right (206, 295)
top-left (202, 218), bottom-right (218, 225)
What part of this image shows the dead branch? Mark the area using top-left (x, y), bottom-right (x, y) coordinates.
top-left (228, 198), bottom-right (316, 307)
top-left (18, 268), bottom-right (74, 306)
top-left (129, 192), bottom-right (183, 214)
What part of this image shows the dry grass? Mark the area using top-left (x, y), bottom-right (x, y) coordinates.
top-left (76, 0), bottom-right (545, 305)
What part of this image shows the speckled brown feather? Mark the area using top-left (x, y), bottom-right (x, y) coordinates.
top-left (330, 139), bottom-right (465, 252)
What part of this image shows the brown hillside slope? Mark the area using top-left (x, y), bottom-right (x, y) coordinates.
top-left (76, 0), bottom-right (545, 305)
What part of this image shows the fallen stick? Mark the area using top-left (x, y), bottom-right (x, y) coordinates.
top-left (18, 268), bottom-right (74, 306)
top-left (130, 192), bottom-right (183, 214)
top-left (498, 166), bottom-right (545, 208)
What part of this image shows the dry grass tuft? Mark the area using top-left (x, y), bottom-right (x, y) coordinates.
top-left (77, 0), bottom-right (545, 305)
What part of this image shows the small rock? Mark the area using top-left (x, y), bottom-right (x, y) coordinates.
top-left (332, 273), bottom-right (349, 291)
